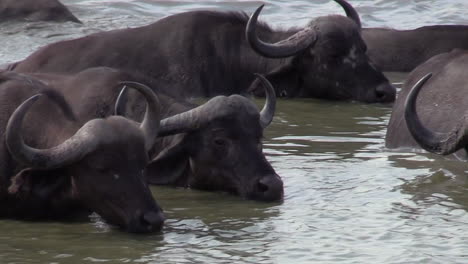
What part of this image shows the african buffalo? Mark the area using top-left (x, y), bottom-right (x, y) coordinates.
top-left (385, 49), bottom-right (468, 159)
top-left (10, 0), bottom-right (395, 103)
top-left (124, 76), bottom-right (284, 202)
top-left (0, 0), bottom-right (81, 23)
top-left (363, 25), bottom-right (468, 72)
top-left (0, 71), bottom-right (164, 232)
top-left (8, 67), bottom-right (284, 202)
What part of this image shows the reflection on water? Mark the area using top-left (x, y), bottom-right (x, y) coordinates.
top-left (1, 0), bottom-right (468, 263)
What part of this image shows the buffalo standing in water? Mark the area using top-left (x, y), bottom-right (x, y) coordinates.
top-left (386, 49), bottom-right (468, 159)
top-left (127, 75), bottom-right (283, 202)
top-left (0, 0), bottom-right (81, 23)
top-left (10, 0), bottom-right (394, 103)
top-left (4, 68), bottom-right (284, 202)
top-left (0, 72), bottom-right (164, 233)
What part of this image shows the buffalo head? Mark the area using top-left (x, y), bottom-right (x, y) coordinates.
top-left (124, 75), bottom-right (284, 202)
top-left (246, 0), bottom-right (395, 103)
top-left (6, 82), bottom-right (164, 233)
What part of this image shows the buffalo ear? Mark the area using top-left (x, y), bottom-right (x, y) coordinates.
top-left (145, 135), bottom-right (191, 186)
top-left (250, 62), bottom-right (300, 97)
top-left (8, 168), bottom-right (68, 199)
top-left (8, 168), bottom-right (35, 195)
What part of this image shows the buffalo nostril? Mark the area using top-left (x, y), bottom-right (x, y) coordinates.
top-left (376, 90), bottom-right (385, 99)
top-left (375, 83), bottom-right (396, 102)
top-left (141, 211), bottom-right (165, 230)
top-left (257, 179), bottom-right (269, 193)
top-left (255, 175), bottom-right (284, 202)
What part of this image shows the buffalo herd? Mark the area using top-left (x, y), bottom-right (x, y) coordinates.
top-left (1, 0), bottom-right (467, 233)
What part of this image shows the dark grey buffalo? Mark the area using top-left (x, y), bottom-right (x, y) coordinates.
top-left (385, 49), bottom-right (468, 159)
top-left (363, 25), bottom-right (468, 72)
top-left (133, 76), bottom-right (283, 202)
top-left (10, 0), bottom-right (395, 103)
top-left (6, 67), bottom-right (284, 202)
top-left (0, 0), bottom-right (81, 23)
top-left (0, 71), bottom-right (164, 232)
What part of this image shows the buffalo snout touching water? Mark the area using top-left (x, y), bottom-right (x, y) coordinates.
top-left (117, 74), bottom-right (285, 202)
top-left (246, 1), bottom-right (396, 103)
top-left (1, 73), bottom-right (164, 233)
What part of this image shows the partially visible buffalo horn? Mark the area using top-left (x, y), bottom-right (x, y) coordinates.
top-left (246, 5), bottom-right (317, 58)
top-left (115, 85), bottom-right (128, 116)
top-left (6, 94), bottom-right (99, 169)
top-left (404, 73), bottom-right (468, 155)
top-left (118, 81), bottom-right (161, 151)
top-left (334, 0), bottom-right (362, 29)
top-left (157, 101), bottom-right (207, 137)
top-left (254, 73), bottom-right (276, 128)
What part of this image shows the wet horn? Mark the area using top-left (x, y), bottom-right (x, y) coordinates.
top-left (246, 5), bottom-right (317, 58)
top-left (158, 77), bottom-right (276, 135)
top-left (334, 0), bottom-right (362, 29)
top-left (118, 81), bottom-right (161, 151)
top-left (114, 84), bottom-right (128, 116)
top-left (157, 100), bottom-right (212, 137)
top-left (254, 74), bottom-right (276, 128)
top-left (6, 94), bottom-right (98, 169)
top-left (404, 73), bottom-right (468, 155)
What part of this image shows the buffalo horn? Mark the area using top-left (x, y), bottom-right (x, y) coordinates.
top-left (254, 74), bottom-right (276, 128)
top-left (158, 74), bottom-right (276, 136)
top-left (246, 5), bottom-right (317, 58)
top-left (404, 73), bottom-right (468, 155)
top-left (334, 0), bottom-right (362, 29)
top-left (157, 101), bottom-right (208, 137)
top-left (6, 94), bottom-right (99, 169)
top-left (118, 81), bottom-right (161, 151)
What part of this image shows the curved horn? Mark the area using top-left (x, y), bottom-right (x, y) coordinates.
top-left (254, 74), bottom-right (276, 128)
top-left (404, 73), bottom-right (468, 155)
top-left (158, 76), bottom-right (276, 136)
top-left (334, 0), bottom-right (362, 29)
top-left (6, 94), bottom-right (98, 169)
top-left (118, 81), bottom-right (161, 150)
top-left (158, 101), bottom-right (209, 137)
top-left (246, 5), bottom-right (317, 58)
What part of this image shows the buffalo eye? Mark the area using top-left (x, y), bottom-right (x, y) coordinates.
top-left (330, 50), bottom-right (347, 61)
top-left (362, 44), bottom-right (367, 53)
top-left (213, 138), bottom-right (228, 147)
top-left (327, 44), bottom-right (348, 60)
top-left (95, 167), bottom-right (111, 174)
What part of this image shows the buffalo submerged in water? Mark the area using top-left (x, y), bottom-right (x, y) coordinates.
top-left (124, 75), bottom-right (284, 202)
top-left (9, 0), bottom-right (395, 103)
top-left (363, 25), bottom-right (468, 72)
top-left (3, 67), bottom-right (284, 202)
top-left (0, 71), bottom-right (164, 233)
top-left (0, 0), bottom-right (81, 23)
top-left (386, 49), bottom-right (468, 160)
